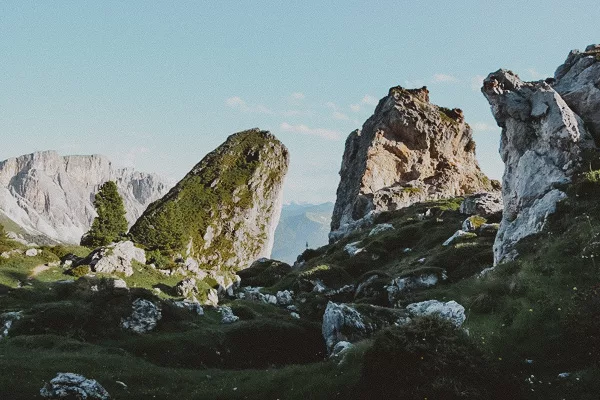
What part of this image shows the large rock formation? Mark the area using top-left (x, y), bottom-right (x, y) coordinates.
top-left (331, 86), bottom-right (492, 240)
top-left (482, 44), bottom-right (599, 263)
top-left (130, 128), bottom-right (289, 274)
top-left (0, 151), bottom-right (171, 244)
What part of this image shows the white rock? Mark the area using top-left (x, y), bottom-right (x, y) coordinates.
top-left (406, 300), bottom-right (466, 327)
top-left (368, 223), bottom-right (394, 237)
top-left (0, 311), bottom-right (23, 339)
top-left (460, 192), bottom-right (503, 217)
top-left (344, 241), bottom-right (364, 256)
top-left (220, 306), bottom-right (239, 324)
top-left (276, 290), bottom-right (294, 306)
top-left (482, 68), bottom-right (595, 264)
top-left (173, 299), bottom-right (204, 316)
top-left (442, 230), bottom-right (471, 246)
top-left (25, 248), bottom-right (39, 257)
top-left (203, 288), bottom-right (219, 307)
top-left (82, 241), bottom-right (146, 277)
top-left (121, 299), bottom-right (162, 334)
top-left (290, 312), bottom-right (300, 319)
top-left (322, 302), bottom-right (366, 353)
top-left (175, 277), bottom-right (198, 298)
top-left (40, 373), bottom-right (111, 400)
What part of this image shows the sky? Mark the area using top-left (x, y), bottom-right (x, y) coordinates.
top-left (0, 1), bottom-right (598, 204)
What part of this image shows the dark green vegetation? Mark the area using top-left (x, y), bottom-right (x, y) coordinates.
top-left (129, 129), bottom-right (288, 271)
top-left (80, 181), bottom-right (128, 247)
top-left (2, 173), bottom-right (600, 398)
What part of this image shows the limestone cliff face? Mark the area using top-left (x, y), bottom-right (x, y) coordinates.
top-left (130, 128), bottom-right (289, 273)
top-left (482, 44), bottom-right (599, 264)
top-left (331, 86), bottom-right (492, 240)
top-left (0, 151), bottom-right (171, 244)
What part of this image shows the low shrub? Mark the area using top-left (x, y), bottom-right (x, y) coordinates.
top-left (359, 316), bottom-right (516, 399)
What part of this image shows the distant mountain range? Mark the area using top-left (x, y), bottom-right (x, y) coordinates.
top-left (271, 202), bottom-right (334, 264)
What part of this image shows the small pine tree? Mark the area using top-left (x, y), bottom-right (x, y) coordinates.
top-left (81, 181), bottom-right (128, 247)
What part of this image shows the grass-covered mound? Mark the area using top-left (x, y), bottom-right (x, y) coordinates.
top-left (129, 129), bottom-right (289, 272)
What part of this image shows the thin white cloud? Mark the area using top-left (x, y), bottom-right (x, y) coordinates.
top-left (350, 104), bottom-right (361, 112)
top-left (526, 68), bottom-right (549, 80)
top-left (121, 146), bottom-right (150, 168)
top-left (291, 92), bottom-right (305, 100)
top-left (404, 79), bottom-right (426, 88)
top-left (333, 111), bottom-right (349, 121)
top-left (361, 95), bottom-right (378, 106)
top-left (281, 109), bottom-right (311, 117)
top-left (471, 122), bottom-right (499, 132)
top-left (325, 101), bottom-right (337, 109)
top-left (280, 122), bottom-right (341, 141)
top-left (225, 96), bottom-right (273, 114)
top-left (432, 73), bottom-right (459, 83)
top-left (471, 75), bottom-right (486, 91)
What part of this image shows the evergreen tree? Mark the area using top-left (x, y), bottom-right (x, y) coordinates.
top-left (0, 222), bottom-right (6, 243)
top-left (81, 181), bottom-right (128, 247)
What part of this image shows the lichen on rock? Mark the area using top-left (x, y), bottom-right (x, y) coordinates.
top-left (130, 128), bottom-right (289, 275)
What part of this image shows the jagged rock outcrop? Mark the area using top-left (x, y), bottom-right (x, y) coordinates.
top-left (405, 300), bottom-right (466, 327)
top-left (459, 191), bottom-right (503, 218)
top-left (482, 45), bottom-right (599, 263)
top-left (331, 86), bottom-right (492, 241)
top-left (0, 151), bottom-right (170, 244)
top-left (130, 129), bottom-right (289, 275)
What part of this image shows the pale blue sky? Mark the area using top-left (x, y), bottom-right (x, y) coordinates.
top-left (0, 1), bottom-right (597, 203)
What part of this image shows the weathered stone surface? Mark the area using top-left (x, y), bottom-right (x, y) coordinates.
top-left (0, 151), bottom-right (170, 244)
top-left (40, 373), bottom-right (111, 399)
top-left (386, 271), bottom-right (446, 304)
top-left (331, 86), bottom-right (492, 241)
top-left (79, 241), bottom-right (146, 277)
top-left (322, 301), bottom-right (407, 353)
top-left (322, 302), bottom-right (367, 353)
top-left (553, 44), bottom-right (600, 142)
top-left (121, 298), bottom-right (162, 334)
top-left (482, 69), bottom-right (595, 263)
top-left (459, 191), bottom-right (503, 217)
top-left (25, 248), bottom-right (39, 257)
top-left (406, 300), bottom-right (466, 327)
top-left (368, 223), bottom-right (394, 237)
top-left (130, 129), bottom-right (289, 275)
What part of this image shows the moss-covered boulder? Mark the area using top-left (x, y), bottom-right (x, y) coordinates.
top-left (130, 129), bottom-right (289, 275)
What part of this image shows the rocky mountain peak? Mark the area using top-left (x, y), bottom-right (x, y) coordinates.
top-left (0, 150), bottom-right (171, 244)
top-left (330, 85), bottom-right (494, 241)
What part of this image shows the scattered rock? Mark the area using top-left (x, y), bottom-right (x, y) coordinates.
top-left (459, 192), bottom-right (503, 218)
top-left (406, 300), bottom-right (466, 327)
top-left (0, 311), bottom-right (22, 339)
top-left (203, 288), bottom-right (219, 307)
top-left (331, 340), bottom-right (353, 357)
top-left (386, 271), bottom-right (446, 304)
top-left (173, 299), bottom-right (204, 316)
top-left (121, 299), bottom-right (162, 334)
top-left (40, 372), bottom-right (111, 399)
top-left (322, 302), bottom-right (367, 353)
top-left (344, 241), bottom-right (364, 256)
top-left (275, 290), bottom-right (294, 306)
top-left (25, 248), bottom-right (39, 257)
top-left (1, 249), bottom-right (23, 259)
top-left (220, 306), bottom-right (239, 324)
top-left (79, 241), bottom-right (146, 277)
top-left (462, 215), bottom-right (487, 232)
top-left (290, 312), bottom-right (300, 319)
top-left (368, 223), bottom-right (394, 237)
